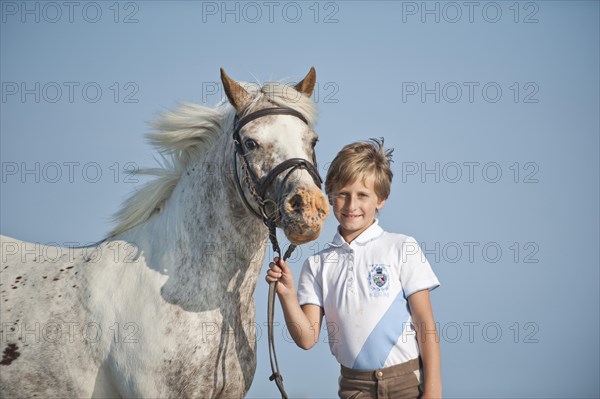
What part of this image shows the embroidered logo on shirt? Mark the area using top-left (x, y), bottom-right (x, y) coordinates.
top-left (368, 264), bottom-right (391, 296)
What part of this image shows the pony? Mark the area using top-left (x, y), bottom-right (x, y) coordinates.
top-left (0, 68), bottom-right (329, 398)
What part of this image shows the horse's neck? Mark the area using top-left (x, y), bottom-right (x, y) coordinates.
top-left (117, 134), bottom-right (268, 310)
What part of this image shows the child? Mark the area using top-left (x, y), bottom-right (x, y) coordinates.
top-left (266, 138), bottom-right (442, 399)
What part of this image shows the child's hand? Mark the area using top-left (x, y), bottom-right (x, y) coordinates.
top-left (265, 257), bottom-right (296, 298)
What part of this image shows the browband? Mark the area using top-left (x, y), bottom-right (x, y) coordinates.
top-left (233, 107), bottom-right (308, 137)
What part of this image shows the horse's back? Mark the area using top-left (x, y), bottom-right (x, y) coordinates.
top-left (0, 235), bottom-right (108, 398)
top-left (1, 234), bottom-right (87, 312)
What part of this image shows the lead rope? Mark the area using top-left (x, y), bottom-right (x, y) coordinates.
top-left (267, 221), bottom-right (296, 399)
top-left (235, 143), bottom-right (299, 398)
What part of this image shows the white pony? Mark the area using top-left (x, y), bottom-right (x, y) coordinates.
top-left (0, 68), bottom-right (329, 398)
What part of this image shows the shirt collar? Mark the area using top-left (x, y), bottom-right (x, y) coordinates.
top-left (328, 219), bottom-right (384, 248)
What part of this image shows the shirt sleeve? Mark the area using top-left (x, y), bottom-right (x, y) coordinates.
top-left (399, 236), bottom-right (441, 299)
top-left (297, 256), bottom-right (324, 308)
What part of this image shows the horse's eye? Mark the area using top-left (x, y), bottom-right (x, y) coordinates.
top-left (244, 138), bottom-right (259, 150)
top-left (311, 138), bottom-right (319, 148)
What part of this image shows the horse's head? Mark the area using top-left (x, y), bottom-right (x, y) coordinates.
top-left (221, 68), bottom-right (330, 245)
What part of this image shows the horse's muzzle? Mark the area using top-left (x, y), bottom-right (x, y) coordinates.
top-left (281, 186), bottom-right (330, 245)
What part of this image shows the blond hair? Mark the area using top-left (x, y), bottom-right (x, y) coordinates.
top-left (325, 138), bottom-right (394, 200)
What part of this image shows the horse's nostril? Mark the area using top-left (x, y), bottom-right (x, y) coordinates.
top-left (289, 194), bottom-right (303, 211)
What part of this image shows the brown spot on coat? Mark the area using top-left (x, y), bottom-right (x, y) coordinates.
top-left (0, 343), bottom-right (20, 366)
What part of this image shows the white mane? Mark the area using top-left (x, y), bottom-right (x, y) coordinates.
top-left (108, 81), bottom-right (317, 237)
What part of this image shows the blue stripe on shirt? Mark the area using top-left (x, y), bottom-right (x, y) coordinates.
top-left (351, 290), bottom-right (410, 370)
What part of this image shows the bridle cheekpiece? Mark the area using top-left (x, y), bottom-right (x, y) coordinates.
top-left (232, 107), bottom-right (323, 224)
top-left (231, 105), bottom-right (323, 399)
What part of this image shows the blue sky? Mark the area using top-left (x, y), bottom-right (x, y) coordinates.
top-left (1, 1), bottom-right (599, 397)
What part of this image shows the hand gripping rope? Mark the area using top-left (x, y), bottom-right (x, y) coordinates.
top-left (266, 225), bottom-right (296, 399)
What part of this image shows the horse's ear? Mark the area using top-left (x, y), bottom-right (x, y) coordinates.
top-left (220, 68), bottom-right (254, 112)
top-left (295, 67), bottom-right (317, 97)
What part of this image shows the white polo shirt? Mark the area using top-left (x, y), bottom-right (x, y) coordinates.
top-left (297, 220), bottom-right (440, 370)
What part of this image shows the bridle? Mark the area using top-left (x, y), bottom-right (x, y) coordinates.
top-left (231, 106), bottom-right (323, 399)
top-left (232, 107), bottom-right (322, 221)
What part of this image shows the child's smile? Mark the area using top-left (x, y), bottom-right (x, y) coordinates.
top-left (331, 176), bottom-right (386, 243)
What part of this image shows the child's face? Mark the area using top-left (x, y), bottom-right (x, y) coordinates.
top-left (330, 176), bottom-right (386, 243)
